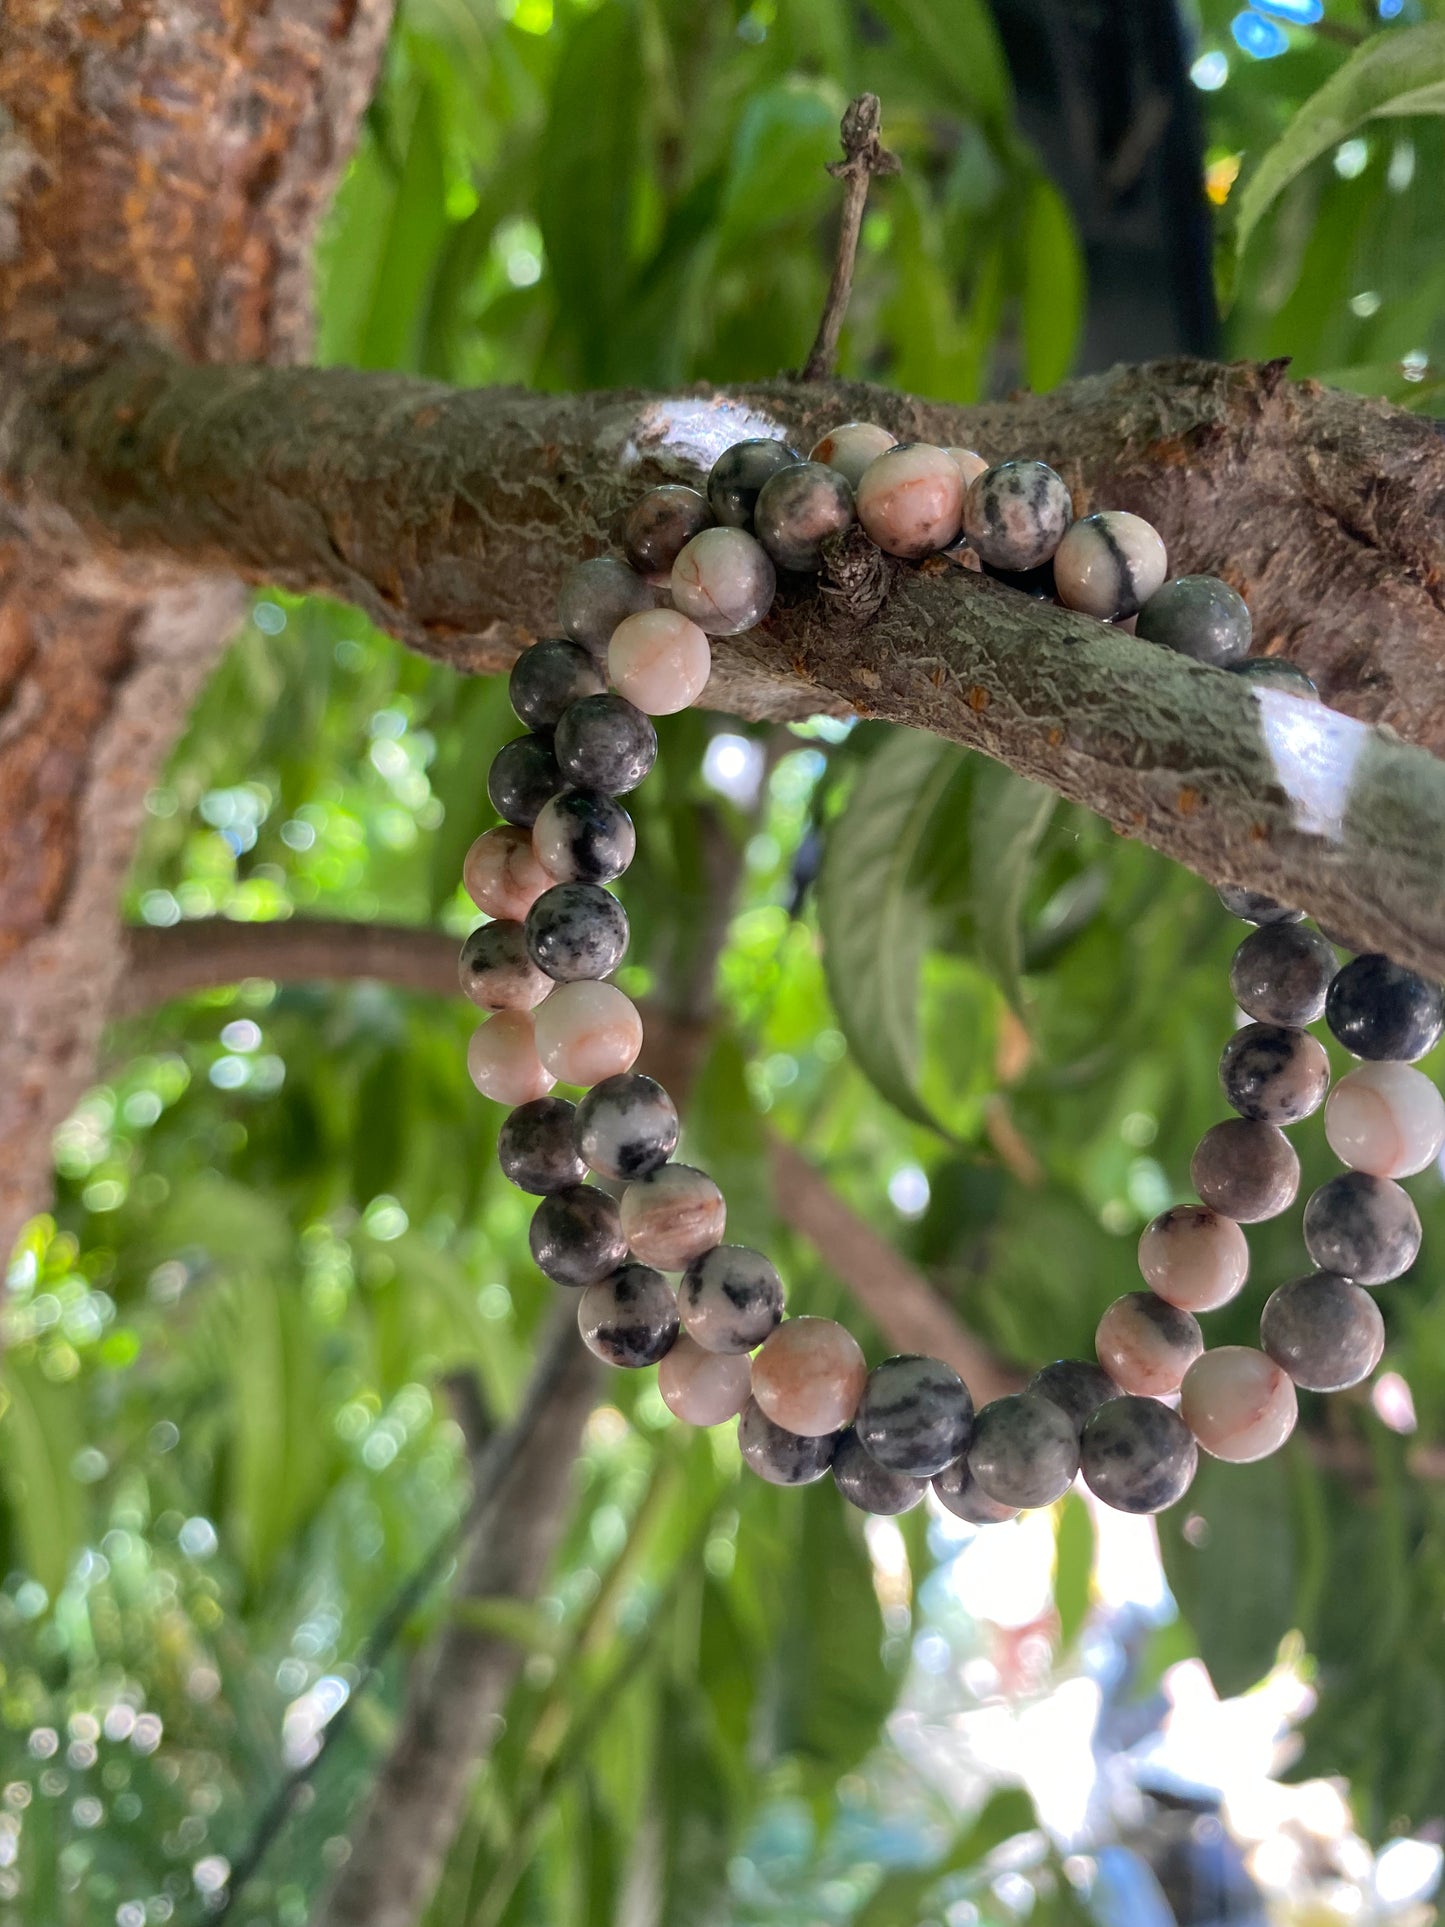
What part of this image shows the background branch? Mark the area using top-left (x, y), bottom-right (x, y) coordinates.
top-left (801, 94), bottom-right (900, 382)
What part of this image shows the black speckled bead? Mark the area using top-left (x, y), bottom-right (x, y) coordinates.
top-left (679, 1244), bottom-right (783, 1354)
top-left (497, 1096), bottom-right (586, 1194)
top-left (458, 920), bottom-right (552, 1012)
top-left (577, 1262), bottom-right (679, 1368)
top-left (623, 485), bottom-right (713, 575)
top-left (932, 1456), bottom-right (1018, 1526)
top-left (832, 1429), bottom-right (926, 1515)
top-left (1326, 953), bottom-right (1445, 1063)
top-left (532, 788), bottom-right (636, 885)
top-left (574, 1072), bottom-right (679, 1181)
top-left (754, 462), bottom-right (855, 571)
top-left (1228, 657), bottom-right (1319, 699)
top-left (1191, 1118), bottom-right (1300, 1222)
top-left (1217, 883), bottom-right (1303, 926)
top-left (963, 460), bottom-right (1073, 571)
top-left (854, 1354), bottom-right (974, 1476)
top-left (1136, 575), bottom-right (1251, 666)
top-left (707, 438), bottom-right (800, 528)
top-left (1261, 1273), bottom-right (1386, 1391)
top-left (1080, 1396), bottom-right (1198, 1516)
top-left (1219, 1022), bottom-right (1330, 1125)
top-left (529, 1183), bottom-right (628, 1288)
top-left (554, 694), bottom-right (658, 795)
top-left (1230, 923), bottom-right (1337, 1027)
top-left (509, 639), bottom-right (605, 732)
top-left (1028, 1359), bottom-right (1120, 1437)
top-left (557, 557), bottom-right (656, 655)
top-left (1302, 1172), bottom-right (1421, 1285)
top-left (737, 1396), bottom-right (837, 1486)
top-left (968, 1393), bottom-right (1080, 1510)
top-left (487, 734), bottom-right (561, 829)
top-left (525, 883), bottom-right (629, 982)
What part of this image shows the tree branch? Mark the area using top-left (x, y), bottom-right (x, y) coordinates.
top-left (801, 93), bottom-right (900, 382)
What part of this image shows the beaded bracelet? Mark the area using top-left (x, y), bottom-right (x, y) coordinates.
top-left (457, 425), bottom-right (1445, 1523)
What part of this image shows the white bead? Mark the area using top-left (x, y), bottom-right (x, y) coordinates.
top-left (1137, 1205), bottom-right (1250, 1313)
top-left (809, 421), bottom-right (896, 489)
top-left (1180, 1346), bottom-right (1297, 1463)
top-left (608, 608), bottom-right (711, 715)
top-left (532, 981), bottom-right (643, 1087)
top-left (466, 1011), bottom-right (555, 1104)
top-left (855, 443), bottom-right (964, 558)
top-left (463, 825), bottom-right (551, 921)
top-left (658, 1334), bottom-right (752, 1426)
top-left (944, 447), bottom-right (989, 487)
top-left (1324, 1061), bottom-right (1445, 1178)
top-left (1054, 510), bottom-right (1168, 620)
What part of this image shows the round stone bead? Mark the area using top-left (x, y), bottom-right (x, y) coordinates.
top-left (619, 1163), bottom-right (726, 1270)
top-left (1219, 1022), bottom-right (1331, 1126)
top-left (678, 1244), bottom-right (783, 1354)
top-left (558, 556), bottom-right (656, 656)
top-left (657, 1334), bottom-right (752, 1427)
top-left (555, 694), bottom-right (657, 795)
top-left (508, 638), bottom-right (605, 732)
top-left (944, 446), bottom-right (989, 487)
top-left (574, 1072), bottom-right (679, 1181)
top-left (968, 1393), bottom-right (1080, 1510)
top-left (854, 1354), bottom-right (974, 1476)
top-left (1228, 657), bottom-right (1318, 699)
top-left (577, 1262), bottom-right (679, 1368)
top-left (855, 443), bottom-right (965, 558)
top-left (1229, 922), bottom-right (1337, 1027)
top-left (1028, 1359), bottom-right (1119, 1436)
top-left (832, 1430), bottom-right (926, 1516)
top-left (1095, 1293), bottom-right (1203, 1398)
top-left (464, 825), bottom-right (552, 922)
top-left (1081, 1397), bottom-right (1198, 1515)
top-left (1260, 1273), bottom-right (1385, 1392)
top-left (706, 438), bottom-right (800, 527)
top-left (1217, 884), bottom-right (1303, 926)
top-left (809, 421), bottom-right (896, 489)
top-left (533, 982), bottom-right (644, 1087)
top-left (525, 882), bottom-right (629, 982)
top-left (981, 558), bottom-right (1057, 599)
top-left (466, 1011), bottom-right (555, 1105)
top-left (1190, 1119), bottom-right (1300, 1222)
top-left (737, 1397), bottom-right (836, 1486)
top-left (670, 527), bottom-right (776, 636)
top-left (963, 460), bottom-right (1073, 572)
top-left (532, 788), bottom-right (636, 885)
top-left (932, 1456), bottom-right (1018, 1526)
top-left (1137, 1205), bottom-right (1250, 1314)
top-left (622, 485), bottom-right (712, 575)
top-left (1326, 953), bottom-right (1445, 1063)
top-left (528, 1183), bottom-right (627, 1289)
top-left (1053, 510), bottom-right (1168, 621)
top-left (1325, 1061), bottom-right (1445, 1178)
top-left (753, 462), bottom-right (855, 572)
top-left (458, 920), bottom-right (552, 1013)
top-left (607, 609), bottom-right (711, 715)
top-left (1136, 575), bottom-right (1251, 666)
top-left (1179, 1347), bottom-right (1297, 1464)
top-left (487, 733), bottom-right (561, 829)
top-left (496, 1095), bottom-right (586, 1195)
top-left (1302, 1171), bottom-right (1421, 1285)
top-left (751, 1318), bottom-right (868, 1437)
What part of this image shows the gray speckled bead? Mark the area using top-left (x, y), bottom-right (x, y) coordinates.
top-left (1326, 953), bottom-right (1445, 1063)
top-left (832, 1429), bottom-right (926, 1515)
top-left (737, 1396), bottom-right (837, 1486)
top-left (1080, 1396), bottom-right (1198, 1516)
top-left (1136, 575), bottom-right (1251, 666)
top-left (574, 1072), bottom-right (679, 1181)
top-left (532, 788), bottom-right (636, 885)
top-left (1219, 1022), bottom-right (1331, 1125)
top-left (554, 694), bottom-right (657, 795)
top-left (1028, 1359), bottom-right (1120, 1437)
top-left (557, 557), bottom-right (657, 655)
top-left (497, 1096), bottom-right (586, 1195)
top-left (754, 462), bottom-right (855, 572)
top-left (487, 734), bottom-right (561, 829)
top-left (458, 920), bottom-right (552, 1012)
top-left (1302, 1172), bottom-right (1421, 1284)
top-left (577, 1262), bottom-right (679, 1368)
top-left (1261, 1273), bottom-right (1386, 1391)
top-left (1053, 510), bottom-right (1167, 621)
top-left (509, 639), bottom-right (605, 732)
top-left (854, 1354), bottom-right (974, 1476)
top-left (1230, 923), bottom-right (1337, 1027)
top-left (968, 1393), bottom-right (1080, 1510)
top-left (932, 1456), bottom-right (1018, 1525)
top-left (670, 527), bottom-right (776, 636)
top-left (1228, 657), bottom-right (1319, 699)
top-left (525, 882), bottom-right (629, 982)
top-left (1191, 1118), bottom-right (1300, 1222)
top-left (1217, 884), bottom-right (1303, 926)
top-left (529, 1183), bottom-right (628, 1288)
top-left (623, 485), bottom-right (713, 575)
top-left (707, 438), bottom-right (800, 527)
top-left (963, 460), bottom-right (1073, 572)
top-left (679, 1244), bottom-right (783, 1354)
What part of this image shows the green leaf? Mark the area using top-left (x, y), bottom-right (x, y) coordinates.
top-left (1020, 174), bottom-right (1084, 392)
top-left (654, 1677), bottom-right (735, 1927)
top-left (719, 81), bottom-right (843, 242)
top-left (357, 82), bottom-right (450, 372)
top-left (969, 763), bottom-right (1056, 1007)
top-left (863, 0), bottom-right (1012, 131)
top-left (854, 1786), bottom-right (1040, 1927)
top-left (684, 1029), bottom-right (775, 1252)
top-left (1052, 1492), bottom-right (1093, 1653)
top-left (0, 1351), bottom-right (86, 1601)
top-left (452, 1597), bottom-right (560, 1654)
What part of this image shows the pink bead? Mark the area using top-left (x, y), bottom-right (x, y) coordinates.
top-left (1096, 1292), bottom-right (1202, 1397)
top-left (1324, 1061), bottom-right (1445, 1178)
top-left (658, 1334), bottom-right (752, 1426)
top-left (620, 1164), bottom-right (726, 1270)
top-left (809, 421), bottom-right (897, 489)
top-left (751, 1316), bottom-right (868, 1437)
top-left (607, 608), bottom-right (712, 715)
top-left (1137, 1205), bottom-right (1250, 1313)
top-left (532, 981), bottom-right (643, 1086)
top-left (466, 1011), bottom-right (555, 1105)
top-left (1180, 1347), bottom-right (1298, 1463)
top-left (945, 447), bottom-right (989, 488)
top-left (855, 444), bottom-right (964, 558)
top-left (463, 825), bottom-right (550, 921)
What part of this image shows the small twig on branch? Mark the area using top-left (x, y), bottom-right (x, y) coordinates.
top-left (801, 92), bottom-right (900, 382)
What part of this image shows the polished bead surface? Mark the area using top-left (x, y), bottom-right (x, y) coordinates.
top-left (944, 446), bottom-right (989, 487)
top-left (1081, 1396), bottom-right (1198, 1515)
top-left (1096, 1292), bottom-right (1203, 1397)
top-left (856, 443), bottom-right (965, 558)
top-left (466, 1011), bottom-right (555, 1105)
top-left (622, 485), bottom-right (712, 575)
top-left (497, 1096), bottom-right (586, 1195)
top-left (1028, 1359), bottom-right (1119, 1436)
top-left (532, 982), bottom-right (643, 1087)
top-left (707, 438), bottom-right (799, 527)
top-left (1217, 884), bottom-right (1303, 926)
top-left (1302, 1171), bottom-right (1421, 1284)
top-left (968, 1393), bottom-right (1080, 1510)
top-left (932, 1456), bottom-right (1018, 1525)
top-left (1180, 1347), bottom-right (1298, 1463)
top-left (1326, 953), bottom-right (1445, 1063)
top-left (751, 1317), bottom-right (868, 1437)
top-left (525, 882), bottom-right (629, 982)
top-left (528, 1183), bottom-right (627, 1289)
top-left (1229, 922), bottom-right (1337, 1027)
top-left (1325, 1061), bottom-right (1445, 1178)
top-left (574, 1072), bottom-right (679, 1181)
top-left (458, 920), bottom-right (553, 1012)
top-left (1137, 1205), bottom-right (1250, 1313)
top-left (1191, 1118), bottom-right (1300, 1222)
top-left (670, 527), bottom-right (777, 636)
top-left (555, 693), bottom-right (657, 794)
top-left (487, 733), bottom-right (561, 828)
top-left (558, 556), bottom-right (656, 655)
top-left (1228, 657), bottom-right (1318, 699)
top-left (963, 460), bottom-right (1072, 571)
top-left (832, 1429), bottom-right (926, 1515)
top-left (607, 608), bottom-right (711, 715)
top-left (809, 421), bottom-right (896, 489)
top-left (464, 825), bottom-right (552, 922)
top-left (532, 788), bottom-right (636, 885)
top-left (737, 1397), bottom-right (837, 1486)
top-left (577, 1262), bottom-right (679, 1368)
top-left (620, 1163), bottom-right (726, 1270)
top-left (678, 1243), bottom-right (783, 1353)
top-left (754, 461), bottom-right (855, 571)
top-left (657, 1334), bottom-right (752, 1426)
top-left (1053, 510), bottom-right (1168, 621)
top-left (509, 638), bottom-right (605, 732)
top-left (854, 1354), bottom-right (974, 1476)
top-left (1136, 575), bottom-right (1251, 665)
top-left (1260, 1273), bottom-right (1385, 1392)
top-left (1219, 1022), bottom-right (1330, 1125)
